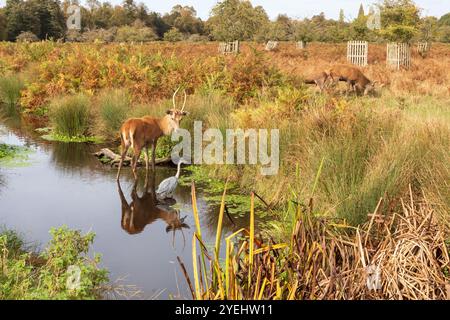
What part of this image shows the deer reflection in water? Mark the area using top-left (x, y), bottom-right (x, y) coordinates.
top-left (117, 174), bottom-right (190, 247)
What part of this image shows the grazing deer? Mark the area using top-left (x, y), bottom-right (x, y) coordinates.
top-left (116, 88), bottom-right (188, 181)
top-left (326, 65), bottom-right (383, 96)
top-left (303, 71), bottom-right (331, 92)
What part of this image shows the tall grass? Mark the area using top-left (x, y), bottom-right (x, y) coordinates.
top-left (208, 91), bottom-right (450, 226)
top-left (96, 89), bottom-right (130, 140)
top-left (49, 94), bottom-right (90, 137)
top-left (0, 75), bottom-right (24, 117)
top-left (118, 89), bottom-right (448, 229)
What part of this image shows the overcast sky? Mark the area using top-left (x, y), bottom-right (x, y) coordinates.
top-left (0, 0), bottom-right (447, 20)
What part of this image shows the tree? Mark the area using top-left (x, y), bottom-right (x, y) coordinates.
top-left (122, 0), bottom-right (137, 24)
top-left (208, 0), bottom-right (270, 41)
top-left (292, 20), bottom-right (313, 42)
top-left (439, 13), bottom-right (450, 26)
top-left (438, 26), bottom-right (450, 42)
top-left (339, 9), bottom-right (345, 24)
top-left (84, 2), bottom-right (115, 30)
top-left (0, 8), bottom-right (7, 40)
top-left (163, 5), bottom-right (204, 36)
top-left (350, 7), bottom-right (369, 39)
top-left (437, 13), bottom-right (450, 42)
top-left (418, 16), bottom-right (438, 41)
top-left (378, 0), bottom-right (420, 42)
top-left (4, 0), bottom-right (65, 41)
top-left (34, 0), bottom-right (66, 40)
top-left (115, 23), bottom-right (158, 42)
top-left (6, 0), bottom-right (41, 41)
top-left (358, 4), bottom-right (365, 19)
top-left (147, 12), bottom-right (170, 38)
top-left (266, 14), bottom-right (294, 41)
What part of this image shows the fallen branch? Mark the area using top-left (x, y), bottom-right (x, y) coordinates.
top-left (93, 148), bottom-right (171, 167)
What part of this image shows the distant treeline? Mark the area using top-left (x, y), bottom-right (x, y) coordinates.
top-left (0, 0), bottom-right (449, 43)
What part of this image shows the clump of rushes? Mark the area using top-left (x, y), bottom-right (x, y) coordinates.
top-left (180, 184), bottom-right (450, 300)
top-left (97, 89), bottom-right (130, 140)
top-left (49, 94), bottom-right (90, 138)
top-left (0, 74), bottom-right (25, 117)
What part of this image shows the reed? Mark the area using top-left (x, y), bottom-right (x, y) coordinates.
top-left (179, 184), bottom-right (450, 300)
top-left (0, 74), bottom-right (24, 117)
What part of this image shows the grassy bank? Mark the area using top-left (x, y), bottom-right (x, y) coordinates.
top-left (0, 226), bottom-right (108, 300)
top-left (0, 41), bottom-right (448, 233)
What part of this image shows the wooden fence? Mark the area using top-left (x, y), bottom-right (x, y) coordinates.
top-left (417, 42), bottom-right (431, 58)
top-left (347, 41), bottom-right (368, 67)
top-left (265, 41), bottom-right (278, 51)
top-left (218, 41), bottom-right (240, 54)
top-left (387, 43), bottom-right (411, 70)
top-left (296, 41), bottom-right (307, 49)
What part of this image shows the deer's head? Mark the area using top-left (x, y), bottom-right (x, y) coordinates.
top-left (165, 87), bottom-right (189, 133)
top-left (364, 81), bottom-right (385, 96)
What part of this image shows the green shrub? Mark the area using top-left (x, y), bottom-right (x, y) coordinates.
top-left (0, 226), bottom-right (108, 300)
top-left (188, 34), bottom-right (209, 42)
top-left (163, 27), bottom-right (185, 42)
top-left (15, 31), bottom-right (39, 43)
top-left (49, 94), bottom-right (90, 138)
top-left (81, 28), bottom-right (117, 43)
top-left (115, 26), bottom-right (158, 43)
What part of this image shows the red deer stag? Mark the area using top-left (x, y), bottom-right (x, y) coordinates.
top-left (116, 88), bottom-right (188, 181)
top-left (327, 65), bottom-right (383, 96)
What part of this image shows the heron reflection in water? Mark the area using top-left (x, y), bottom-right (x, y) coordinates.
top-left (117, 172), bottom-right (189, 247)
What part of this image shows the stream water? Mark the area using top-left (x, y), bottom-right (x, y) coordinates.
top-left (0, 120), bottom-right (250, 299)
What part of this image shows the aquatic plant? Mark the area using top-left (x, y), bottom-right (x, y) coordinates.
top-left (0, 143), bottom-right (32, 167)
top-left (41, 133), bottom-right (102, 144)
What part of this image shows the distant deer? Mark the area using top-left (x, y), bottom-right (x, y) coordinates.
top-left (326, 65), bottom-right (383, 96)
top-left (116, 88), bottom-right (188, 181)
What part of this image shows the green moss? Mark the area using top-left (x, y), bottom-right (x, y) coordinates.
top-left (41, 133), bottom-right (103, 144)
top-left (0, 143), bottom-right (32, 167)
top-left (180, 165), bottom-right (265, 216)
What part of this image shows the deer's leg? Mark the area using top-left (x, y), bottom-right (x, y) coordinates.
top-left (346, 80), bottom-right (352, 93)
top-left (116, 140), bottom-right (130, 181)
top-left (144, 147), bottom-right (150, 172)
top-left (144, 147), bottom-right (150, 186)
top-left (151, 140), bottom-right (157, 172)
top-left (132, 147), bottom-right (142, 180)
top-left (315, 79), bottom-right (324, 92)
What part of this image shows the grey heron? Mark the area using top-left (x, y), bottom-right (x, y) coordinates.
top-left (156, 159), bottom-right (188, 201)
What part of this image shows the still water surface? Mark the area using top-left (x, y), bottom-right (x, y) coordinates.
top-left (0, 121), bottom-right (248, 299)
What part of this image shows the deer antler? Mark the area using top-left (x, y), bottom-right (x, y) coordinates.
top-left (181, 90), bottom-right (187, 112)
top-left (172, 87), bottom-right (181, 109)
